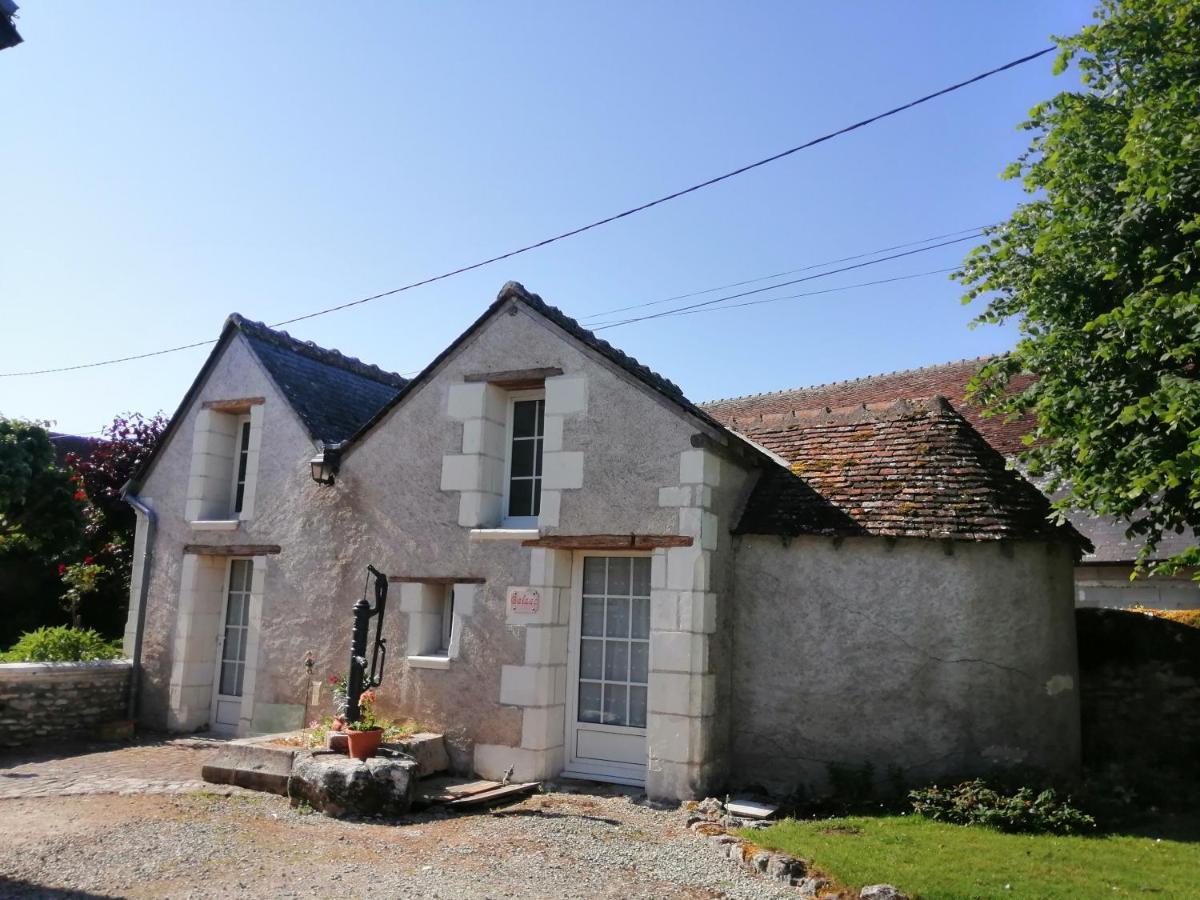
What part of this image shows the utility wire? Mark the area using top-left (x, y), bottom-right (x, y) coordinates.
top-left (578, 224), bottom-right (990, 321)
top-left (0, 47), bottom-right (1048, 378)
top-left (598, 267), bottom-right (958, 328)
top-left (590, 234), bottom-right (981, 329)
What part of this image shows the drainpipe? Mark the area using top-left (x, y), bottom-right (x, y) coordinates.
top-left (120, 481), bottom-right (156, 723)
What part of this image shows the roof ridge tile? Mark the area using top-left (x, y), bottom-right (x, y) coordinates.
top-left (227, 313), bottom-right (407, 388)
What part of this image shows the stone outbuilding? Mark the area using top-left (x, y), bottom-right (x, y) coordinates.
top-left (123, 282), bottom-right (1086, 800)
top-left (703, 358), bottom-right (1200, 611)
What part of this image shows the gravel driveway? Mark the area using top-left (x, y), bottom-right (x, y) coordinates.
top-left (0, 741), bottom-right (794, 899)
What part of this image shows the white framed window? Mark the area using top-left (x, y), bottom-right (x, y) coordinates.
top-left (503, 390), bottom-right (545, 526)
top-left (230, 415), bottom-right (252, 516)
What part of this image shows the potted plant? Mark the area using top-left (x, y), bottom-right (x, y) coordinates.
top-left (345, 688), bottom-right (384, 760)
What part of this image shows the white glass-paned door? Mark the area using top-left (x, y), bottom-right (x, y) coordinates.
top-left (218, 559), bottom-right (253, 698)
top-left (578, 556), bottom-right (650, 728)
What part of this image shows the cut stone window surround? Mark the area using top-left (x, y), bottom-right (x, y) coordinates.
top-left (442, 372), bottom-right (587, 531)
top-left (185, 402), bottom-right (264, 525)
top-left (399, 581), bottom-right (478, 670)
top-left (167, 553), bottom-right (266, 736)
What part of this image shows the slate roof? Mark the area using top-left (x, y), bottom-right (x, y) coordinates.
top-left (231, 315), bottom-right (407, 445)
top-left (345, 281), bottom-right (730, 446)
top-left (703, 357), bottom-right (1036, 456)
top-left (733, 397), bottom-right (1084, 546)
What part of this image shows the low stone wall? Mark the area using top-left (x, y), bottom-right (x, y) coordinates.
top-left (0, 660), bottom-right (132, 746)
top-left (1077, 608), bottom-right (1200, 794)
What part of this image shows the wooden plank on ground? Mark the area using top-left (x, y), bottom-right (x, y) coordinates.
top-left (444, 782), bottom-right (539, 808)
top-left (416, 777), bottom-right (501, 805)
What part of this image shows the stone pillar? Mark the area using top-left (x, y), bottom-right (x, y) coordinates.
top-left (646, 448), bottom-right (721, 800)
top-left (476, 548), bottom-right (571, 783)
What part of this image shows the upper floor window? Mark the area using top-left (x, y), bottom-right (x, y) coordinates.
top-left (504, 392), bottom-right (544, 524)
top-left (186, 402), bottom-right (261, 525)
top-left (231, 416), bottom-right (252, 515)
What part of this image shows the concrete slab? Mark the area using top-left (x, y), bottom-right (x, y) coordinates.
top-left (726, 798), bottom-right (778, 819)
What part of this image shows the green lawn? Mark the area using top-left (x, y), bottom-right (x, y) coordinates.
top-left (742, 815), bottom-right (1200, 899)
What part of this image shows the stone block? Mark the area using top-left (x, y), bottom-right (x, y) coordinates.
top-left (524, 626), bottom-right (568, 666)
top-left (458, 491), bottom-right (502, 528)
top-left (542, 414), bottom-right (565, 452)
top-left (538, 489), bottom-right (562, 527)
top-left (679, 449), bottom-right (720, 486)
top-left (651, 589), bottom-right (679, 631)
top-left (647, 711), bottom-right (702, 763)
top-left (545, 374), bottom-right (587, 415)
top-left (288, 752), bottom-right (417, 817)
top-left (440, 454), bottom-right (484, 491)
top-left (204, 742), bottom-right (297, 795)
top-left (542, 451), bottom-right (584, 490)
top-left (499, 664), bottom-right (560, 707)
top-left (384, 732), bottom-right (449, 777)
top-left (645, 758), bottom-right (702, 801)
top-left (520, 705), bottom-right (566, 751)
top-left (678, 591), bottom-right (717, 634)
top-left (474, 743), bottom-right (563, 783)
top-left (447, 382), bottom-right (487, 420)
top-left (650, 632), bottom-right (707, 674)
top-left (658, 486), bottom-right (691, 508)
top-left (528, 548), bottom-right (572, 589)
top-left (667, 546), bottom-right (710, 592)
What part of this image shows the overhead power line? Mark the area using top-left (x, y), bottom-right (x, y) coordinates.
top-left (0, 46), bottom-right (1049, 379)
top-left (597, 266), bottom-right (959, 328)
top-left (578, 224), bottom-right (991, 322)
top-left (590, 233), bottom-right (982, 329)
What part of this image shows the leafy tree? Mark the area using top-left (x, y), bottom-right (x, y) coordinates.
top-left (0, 417), bottom-right (83, 555)
top-left (65, 412), bottom-right (167, 636)
top-left (957, 0), bottom-right (1200, 575)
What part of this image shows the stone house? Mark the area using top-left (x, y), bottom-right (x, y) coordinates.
top-left (703, 359), bottom-right (1200, 612)
top-left (123, 282), bottom-right (1085, 799)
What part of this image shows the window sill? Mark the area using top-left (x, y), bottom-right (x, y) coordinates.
top-left (468, 528), bottom-right (540, 542)
top-left (189, 520), bottom-right (240, 532)
top-left (407, 655), bottom-right (451, 670)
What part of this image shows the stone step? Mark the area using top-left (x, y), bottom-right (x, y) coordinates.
top-left (200, 731), bottom-right (448, 797)
top-left (201, 739), bottom-right (297, 795)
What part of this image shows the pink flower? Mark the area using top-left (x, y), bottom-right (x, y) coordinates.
top-left (58, 564), bottom-right (66, 575)
top-left (83, 556), bottom-right (94, 565)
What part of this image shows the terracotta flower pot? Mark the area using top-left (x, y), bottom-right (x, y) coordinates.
top-left (346, 727), bottom-right (383, 760)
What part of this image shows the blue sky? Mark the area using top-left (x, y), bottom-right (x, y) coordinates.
top-left (1, 2), bottom-right (1095, 435)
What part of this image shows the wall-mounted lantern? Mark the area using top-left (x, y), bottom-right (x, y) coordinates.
top-left (310, 443), bottom-right (343, 486)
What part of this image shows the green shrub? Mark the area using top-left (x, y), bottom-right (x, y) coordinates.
top-left (909, 778), bottom-right (1096, 834)
top-left (2, 626), bottom-right (123, 662)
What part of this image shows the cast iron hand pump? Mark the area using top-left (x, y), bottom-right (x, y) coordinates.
top-left (347, 564), bottom-right (388, 723)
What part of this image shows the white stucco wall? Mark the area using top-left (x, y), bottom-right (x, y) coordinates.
top-left (133, 300), bottom-right (753, 787)
top-left (728, 534), bottom-right (1082, 795)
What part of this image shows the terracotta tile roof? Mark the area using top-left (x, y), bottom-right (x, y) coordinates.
top-left (703, 357), bottom-right (1035, 457)
top-left (733, 397), bottom-right (1085, 546)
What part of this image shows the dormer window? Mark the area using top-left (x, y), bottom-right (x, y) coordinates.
top-left (504, 391), bottom-right (544, 525)
top-left (231, 416), bottom-right (252, 515)
top-left (186, 400), bottom-right (263, 526)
